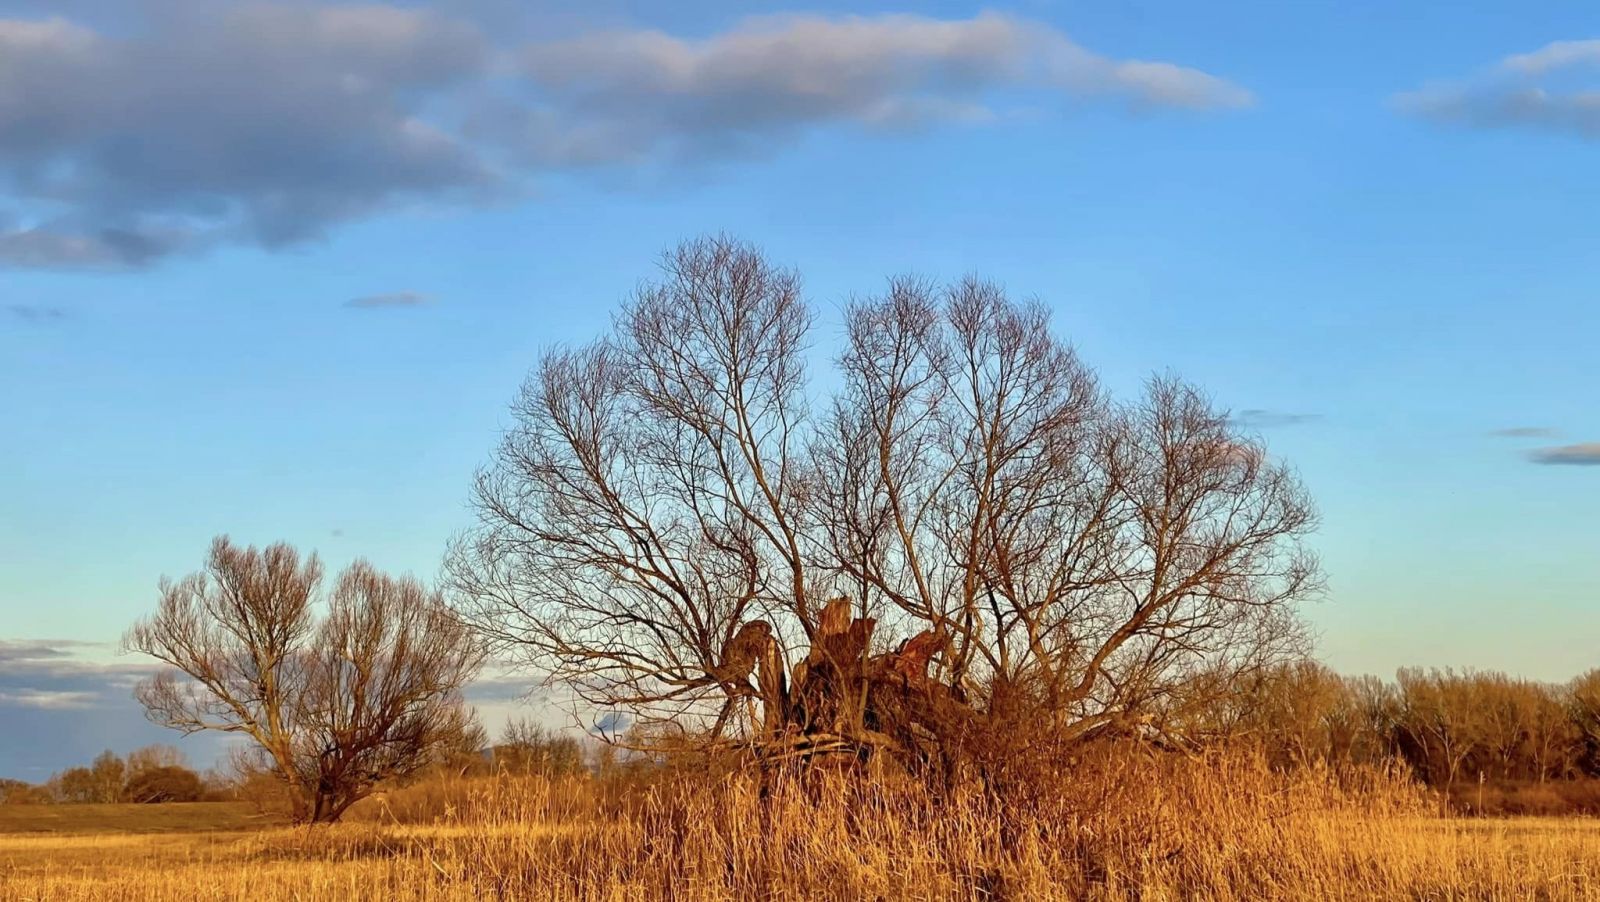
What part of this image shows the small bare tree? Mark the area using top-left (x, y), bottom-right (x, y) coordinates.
top-left (451, 236), bottom-right (1318, 771)
top-left (1393, 668), bottom-right (1482, 787)
top-left (125, 744), bottom-right (185, 778)
top-left (1570, 670), bottom-right (1600, 775)
top-left (125, 536), bottom-right (484, 822)
top-left (496, 717), bottom-right (585, 776)
top-left (89, 751), bottom-right (128, 803)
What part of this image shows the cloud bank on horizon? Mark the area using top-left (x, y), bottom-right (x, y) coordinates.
top-left (0, 3), bottom-right (1251, 271)
top-left (0, 639), bottom-right (230, 777)
top-left (0, 639), bottom-right (150, 712)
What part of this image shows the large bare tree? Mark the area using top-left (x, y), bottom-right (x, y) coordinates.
top-left (451, 236), bottom-right (1318, 766)
top-left (125, 537), bottom-right (484, 822)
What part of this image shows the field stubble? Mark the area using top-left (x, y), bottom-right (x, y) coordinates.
top-left (3, 752), bottom-right (1599, 901)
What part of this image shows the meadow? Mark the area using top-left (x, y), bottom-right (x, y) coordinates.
top-left (4, 753), bottom-right (1600, 901)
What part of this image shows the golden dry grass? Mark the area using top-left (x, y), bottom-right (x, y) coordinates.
top-left (3, 756), bottom-right (1599, 901)
top-left (0, 802), bottom-right (272, 835)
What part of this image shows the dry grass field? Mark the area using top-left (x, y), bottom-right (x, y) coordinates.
top-left (4, 755), bottom-right (1600, 901)
top-left (0, 802), bottom-right (273, 836)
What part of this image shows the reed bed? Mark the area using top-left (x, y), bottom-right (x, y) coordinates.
top-left (4, 750), bottom-right (1599, 900)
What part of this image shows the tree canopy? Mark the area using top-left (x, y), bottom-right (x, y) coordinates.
top-left (451, 236), bottom-right (1319, 768)
top-left (126, 537), bottom-right (484, 822)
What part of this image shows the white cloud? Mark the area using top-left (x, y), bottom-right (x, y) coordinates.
top-left (0, 689), bottom-right (99, 710)
top-left (501, 12), bottom-right (1251, 166)
top-left (1501, 40), bottom-right (1600, 76)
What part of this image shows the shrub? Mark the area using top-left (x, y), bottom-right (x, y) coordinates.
top-left (125, 765), bottom-right (204, 803)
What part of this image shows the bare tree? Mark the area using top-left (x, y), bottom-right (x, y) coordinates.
top-left (1393, 668), bottom-right (1485, 787)
top-left (1347, 674), bottom-right (1403, 765)
top-left (47, 767), bottom-right (97, 804)
top-left (1200, 661), bottom-right (1363, 768)
top-left (451, 236), bottom-right (1318, 770)
top-left (89, 751), bottom-right (128, 803)
top-left (497, 717), bottom-right (585, 776)
top-left (125, 536), bottom-right (484, 822)
top-left (1571, 670), bottom-right (1600, 775)
top-left (454, 236), bottom-right (814, 738)
top-left (125, 744), bottom-right (185, 778)
top-left (820, 279), bottom-right (1316, 749)
top-left (1516, 679), bottom-right (1578, 782)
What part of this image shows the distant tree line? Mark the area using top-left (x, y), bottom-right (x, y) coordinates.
top-left (492, 718), bottom-right (585, 778)
top-left (10, 664), bottom-right (1597, 812)
top-left (1189, 662), bottom-right (1600, 787)
top-left (0, 721), bottom-right (595, 809)
top-left (0, 744), bottom-right (223, 805)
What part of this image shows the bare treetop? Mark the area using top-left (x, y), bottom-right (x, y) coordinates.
top-left (451, 235), bottom-right (1318, 764)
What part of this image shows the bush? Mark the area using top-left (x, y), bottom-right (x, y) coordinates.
top-left (0, 778), bottom-right (49, 805)
top-left (125, 765), bottom-right (204, 803)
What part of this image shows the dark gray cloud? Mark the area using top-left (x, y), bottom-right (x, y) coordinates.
top-left (0, 4), bottom-right (1250, 269)
top-left (1397, 40), bottom-right (1600, 138)
top-left (593, 710), bottom-right (630, 736)
top-left (0, 5), bottom-right (495, 269)
top-left (1230, 409), bottom-right (1321, 429)
top-left (1490, 426), bottom-right (1558, 438)
top-left (1527, 442), bottom-right (1600, 466)
top-left (0, 638), bottom-right (100, 664)
top-left (463, 672), bottom-right (536, 704)
top-left (6, 304), bottom-right (69, 323)
top-left (0, 638), bottom-right (233, 778)
top-left (0, 639), bottom-right (151, 710)
top-left (346, 291), bottom-right (431, 309)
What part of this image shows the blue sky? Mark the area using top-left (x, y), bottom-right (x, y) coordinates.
top-left (2, 0), bottom-right (1598, 777)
